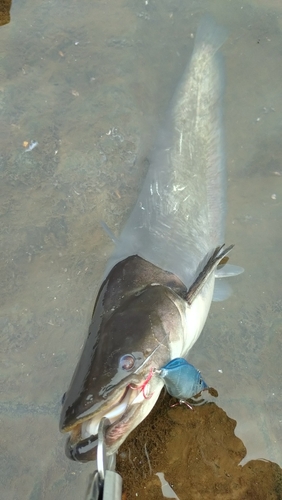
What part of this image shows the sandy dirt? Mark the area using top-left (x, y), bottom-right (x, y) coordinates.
top-left (117, 391), bottom-right (282, 499)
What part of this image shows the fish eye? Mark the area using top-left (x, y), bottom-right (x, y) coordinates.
top-left (119, 354), bottom-right (135, 371)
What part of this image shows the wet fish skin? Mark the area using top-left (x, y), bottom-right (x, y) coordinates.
top-left (60, 17), bottom-right (229, 461)
top-left (60, 257), bottom-right (188, 431)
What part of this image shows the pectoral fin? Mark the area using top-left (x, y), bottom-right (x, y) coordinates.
top-left (185, 244), bottom-right (234, 305)
top-left (213, 259), bottom-right (244, 301)
top-left (215, 263), bottom-right (244, 278)
top-left (212, 279), bottom-right (232, 301)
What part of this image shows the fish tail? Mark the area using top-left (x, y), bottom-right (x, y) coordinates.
top-left (193, 15), bottom-right (227, 57)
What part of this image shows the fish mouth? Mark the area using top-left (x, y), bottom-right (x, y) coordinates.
top-left (65, 375), bottom-right (156, 462)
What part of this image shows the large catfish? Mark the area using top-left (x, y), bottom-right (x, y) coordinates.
top-left (60, 17), bottom-right (241, 462)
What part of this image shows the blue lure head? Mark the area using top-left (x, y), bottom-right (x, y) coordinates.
top-left (157, 357), bottom-right (208, 400)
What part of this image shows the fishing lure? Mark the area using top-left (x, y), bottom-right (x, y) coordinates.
top-left (156, 358), bottom-right (208, 400)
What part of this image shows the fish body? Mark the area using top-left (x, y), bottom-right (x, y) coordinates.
top-left (60, 17), bottom-right (230, 461)
top-left (105, 18), bottom-right (227, 287)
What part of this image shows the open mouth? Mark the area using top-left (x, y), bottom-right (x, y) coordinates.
top-left (65, 373), bottom-right (154, 462)
top-left (82, 386), bottom-right (135, 441)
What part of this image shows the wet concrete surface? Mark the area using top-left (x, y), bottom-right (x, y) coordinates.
top-left (1, 0), bottom-right (282, 498)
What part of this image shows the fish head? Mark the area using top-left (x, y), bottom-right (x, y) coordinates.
top-left (59, 256), bottom-right (188, 462)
